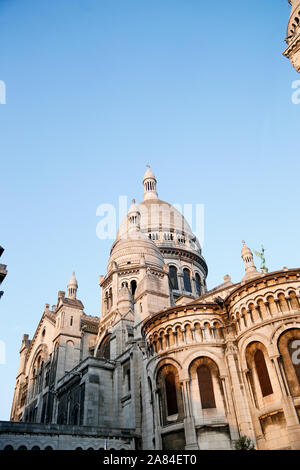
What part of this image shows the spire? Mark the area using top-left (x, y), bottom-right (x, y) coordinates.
top-left (241, 241), bottom-right (259, 281)
top-left (67, 271), bottom-right (78, 299)
top-left (143, 165), bottom-right (158, 200)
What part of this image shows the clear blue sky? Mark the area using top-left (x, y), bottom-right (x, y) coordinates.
top-left (0, 0), bottom-right (299, 420)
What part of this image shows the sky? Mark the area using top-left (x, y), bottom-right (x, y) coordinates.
top-left (0, 0), bottom-right (299, 420)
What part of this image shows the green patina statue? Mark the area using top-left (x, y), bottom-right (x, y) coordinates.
top-left (254, 245), bottom-right (268, 273)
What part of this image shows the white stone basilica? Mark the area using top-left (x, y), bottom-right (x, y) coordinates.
top-left (1, 168), bottom-right (300, 451)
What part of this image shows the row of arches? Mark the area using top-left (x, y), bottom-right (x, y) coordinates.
top-left (3, 445), bottom-right (54, 451)
top-left (103, 267), bottom-right (203, 316)
top-left (2, 445), bottom-right (130, 451)
top-left (231, 291), bottom-right (300, 332)
top-left (151, 327), bottom-right (300, 428)
top-left (147, 321), bottom-right (223, 355)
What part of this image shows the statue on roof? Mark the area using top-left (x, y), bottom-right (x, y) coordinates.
top-left (254, 245), bottom-right (268, 273)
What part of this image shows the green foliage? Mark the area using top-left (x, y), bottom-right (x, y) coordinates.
top-left (234, 435), bottom-right (255, 450)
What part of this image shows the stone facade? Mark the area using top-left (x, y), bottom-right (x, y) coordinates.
top-left (283, 0), bottom-right (300, 72)
top-left (1, 168), bottom-right (300, 450)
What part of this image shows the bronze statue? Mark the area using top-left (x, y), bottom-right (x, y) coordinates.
top-left (254, 245), bottom-right (268, 273)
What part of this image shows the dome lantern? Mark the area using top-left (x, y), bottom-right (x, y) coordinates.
top-left (241, 241), bottom-right (259, 281)
top-left (143, 165), bottom-right (158, 201)
top-left (67, 271), bottom-right (78, 299)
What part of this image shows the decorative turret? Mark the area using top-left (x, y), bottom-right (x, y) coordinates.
top-left (127, 198), bottom-right (141, 232)
top-left (67, 271), bottom-right (78, 299)
top-left (143, 165), bottom-right (158, 200)
top-left (241, 241), bottom-right (259, 281)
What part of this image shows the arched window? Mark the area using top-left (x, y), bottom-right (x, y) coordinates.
top-left (278, 329), bottom-right (300, 396)
top-left (97, 334), bottom-right (111, 360)
top-left (197, 365), bottom-right (216, 409)
top-left (195, 273), bottom-right (201, 296)
top-left (288, 339), bottom-right (300, 385)
top-left (169, 266), bottom-right (178, 290)
top-left (109, 287), bottom-right (113, 308)
top-left (105, 291), bottom-right (109, 311)
top-left (165, 372), bottom-right (178, 416)
top-left (157, 365), bottom-right (184, 425)
top-left (4, 445), bottom-right (14, 451)
top-left (254, 350), bottom-right (273, 397)
top-left (130, 280), bottom-right (137, 296)
top-left (183, 269), bottom-right (192, 293)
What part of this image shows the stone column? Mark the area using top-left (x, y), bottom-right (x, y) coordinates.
top-left (225, 339), bottom-right (256, 443)
top-left (154, 388), bottom-right (162, 449)
top-left (264, 301), bottom-right (272, 318)
top-left (219, 374), bottom-right (240, 442)
top-left (274, 299), bottom-right (282, 314)
top-left (255, 305), bottom-right (263, 321)
top-left (191, 276), bottom-right (197, 297)
top-left (241, 368), bottom-right (265, 448)
top-left (271, 355), bottom-right (300, 449)
top-left (181, 379), bottom-right (198, 450)
top-left (113, 362), bottom-right (122, 428)
top-left (246, 309), bottom-right (254, 325)
top-left (178, 273), bottom-right (184, 292)
top-left (286, 296), bottom-right (292, 312)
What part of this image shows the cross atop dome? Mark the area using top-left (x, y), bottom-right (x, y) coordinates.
top-left (143, 165), bottom-right (158, 200)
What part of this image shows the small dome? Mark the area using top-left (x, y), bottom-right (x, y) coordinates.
top-left (241, 241), bottom-right (252, 257)
top-left (128, 198), bottom-right (140, 214)
top-left (67, 271), bottom-right (78, 288)
top-left (143, 166), bottom-right (156, 182)
top-left (109, 231), bottom-right (164, 270)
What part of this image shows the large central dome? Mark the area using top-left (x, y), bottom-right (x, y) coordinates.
top-left (117, 167), bottom-right (202, 257)
top-left (114, 167), bottom-right (208, 296)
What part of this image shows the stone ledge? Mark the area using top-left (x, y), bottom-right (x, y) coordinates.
top-left (0, 421), bottom-right (137, 438)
